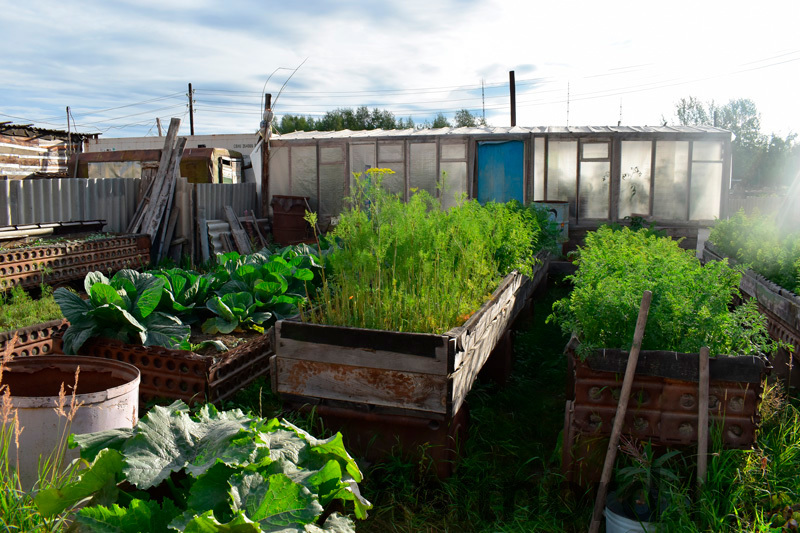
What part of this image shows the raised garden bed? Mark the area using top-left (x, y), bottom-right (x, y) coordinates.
top-left (272, 256), bottom-right (549, 475)
top-left (70, 330), bottom-right (273, 405)
top-left (562, 337), bottom-right (771, 486)
top-left (703, 241), bottom-right (800, 382)
top-left (0, 318), bottom-right (68, 358)
top-left (0, 234), bottom-right (150, 291)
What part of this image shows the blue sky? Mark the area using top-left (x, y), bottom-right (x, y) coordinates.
top-left (2, 0), bottom-right (798, 138)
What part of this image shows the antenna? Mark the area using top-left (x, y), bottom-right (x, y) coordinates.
top-left (481, 78), bottom-right (485, 123)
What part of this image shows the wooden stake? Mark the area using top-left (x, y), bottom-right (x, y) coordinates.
top-left (697, 346), bottom-right (710, 487)
top-left (588, 290), bottom-right (653, 533)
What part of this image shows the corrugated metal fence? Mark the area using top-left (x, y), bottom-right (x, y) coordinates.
top-left (1, 178), bottom-right (257, 260)
top-left (195, 182), bottom-right (257, 220)
top-left (0, 178), bottom-right (138, 231)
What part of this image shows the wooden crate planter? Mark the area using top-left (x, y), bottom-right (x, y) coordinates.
top-left (271, 255), bottom-right (550, 473)
top-left (703, 241), bottom-right (800, 382)
top-left (0, 318), bottom-right (68, 358)
top-left (562, 337), bottom-right (770, 486)
top-left (0, 234), bottom-right (151, 291)
top-left (69, 330), bottom-right (273, 405)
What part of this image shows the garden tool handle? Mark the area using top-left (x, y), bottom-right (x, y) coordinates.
top-left (589, 290), bottom-right (653, 533)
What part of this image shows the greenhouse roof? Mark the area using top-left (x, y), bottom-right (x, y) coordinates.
top-left (274, 125), bottom-right (731, 140)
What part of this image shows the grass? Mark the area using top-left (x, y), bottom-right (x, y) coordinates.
top-left (0, 285), bottom-right (63, 333)
top-left (0, 335), bottom-right (81, 532)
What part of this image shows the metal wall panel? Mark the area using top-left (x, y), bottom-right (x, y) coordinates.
top-left (195, 182), bottom-right (257, 221)
top-left (1, 178), bottom-right (138, 232)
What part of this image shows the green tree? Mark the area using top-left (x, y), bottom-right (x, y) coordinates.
top-left (671, 97), bottom-right (796, 188)
top-left (431, 113), bottom-right (451, 128)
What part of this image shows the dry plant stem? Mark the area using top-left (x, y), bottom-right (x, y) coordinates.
top-left (589, 289), bottom-right (653, 533)
top-left (697, 346), bottom-right (710, 488)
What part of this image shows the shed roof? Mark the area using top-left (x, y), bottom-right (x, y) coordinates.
top-left (274, 124), bottom-right (731, 141)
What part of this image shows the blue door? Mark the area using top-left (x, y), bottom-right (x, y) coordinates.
top-left (477, 141), bottom-right (524, 204)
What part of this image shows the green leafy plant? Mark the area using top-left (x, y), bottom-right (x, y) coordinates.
top-left (549, 226), bottom-right (778, 358)
top-left (709, 209), bottom-right (800, 295)
top-left (202, 292), bottom-right (273, 334)
top-left (151, 268), bottom-right (215, 324)
top-left (307, 168), bottom-right (554, 334)
top-left (54, 270), bottom-right (190, 354)
top-left (35, 400), bottom-right (370, 532)
top-left (614, 438), bottom-right (682, 522)
top-left (0, 285), bottom-right (63, 332)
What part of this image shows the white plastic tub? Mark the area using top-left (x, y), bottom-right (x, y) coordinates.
top-left (2, 356), bottom-right (140, 490)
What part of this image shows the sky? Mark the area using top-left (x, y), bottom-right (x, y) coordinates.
top-left (2, 0), bottom-right (799, 139)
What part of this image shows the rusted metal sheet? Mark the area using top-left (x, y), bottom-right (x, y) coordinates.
top-left (0, 319), bottom-right (68, 358)
top-left (73, 328), bottom-right (273, 405)
top-left (562, 338), bottom-right (770, 487)
top-left (0, 178), bottom-right (139, 231)
top-left (273, 253), bottom-right (551, 418)
top-left (0, 235), bottom-right (150, 291)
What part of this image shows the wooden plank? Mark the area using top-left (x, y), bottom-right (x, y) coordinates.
top-left (277, 337), bottom-right (448, 375)
top-left (142, 137), bottom-right (186, 239)
top-left (225, 205), bottom-right (251, 254)
top-left (133, 119), bottom-right (181, 233)
top-left (278, 320), bottom-right (447, 358)
top-left (275, 357), bottom-right (448, 414)
top-left (158, 207), bottom-right (180, 262)
top-left (198, 210), bottom-right (210, 263)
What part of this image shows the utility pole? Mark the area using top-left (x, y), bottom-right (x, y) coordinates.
top-left (156, 117), bottom-right (163, 137)
top-left (260, 93), bottom-right (272, 218)
top-left (66, 106), bottom-right (72, 159)
top-left (566, 82), bottom-right (570, 128)
top-left (509, 71), bottom-right (516, 127)
top-left (188, 83), bottom-right (195, 135)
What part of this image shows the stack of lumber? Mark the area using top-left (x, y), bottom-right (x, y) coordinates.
top-left (126, 118), bottom-right (186, 262)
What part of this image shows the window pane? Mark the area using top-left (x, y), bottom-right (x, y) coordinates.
top-left (690, 162), bottom-right (722, 220)
top-left (653, 141), bottom-right (689, 220)
top-left (378, 143), bottom-right (403, 162)
top-left (441, 143), bottom-right (466, 160)
top-left (291, 146), bottom-right (317, 209)
top-left (692, 141), bottom-right (722, 161)
top-left (582, 142), bottom-right (609, 160)
top-left (440, 161), bottom-right (467, 210)
top-left (349, 143), bottom-right (375, 190)
top-left (533, 138), bottom-right (545, 201)
top-left (579, 161), bottom-right (610, 219)
top-left (410, 143), bottom-right (437, 196)
top-left (382, 162), bottom-right (405, 195)
top-left (320, 163), bottom-right (344, 216)
top-left (619, 141), bottom-right (652, 218)
top-left (546, 140), bottom-right (577, 218)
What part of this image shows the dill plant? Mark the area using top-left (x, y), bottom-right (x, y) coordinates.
top-left (307, 168), bottom-right (549, 334)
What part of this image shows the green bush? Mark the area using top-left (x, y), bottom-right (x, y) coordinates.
top-left (709, 209), bottom-right (800, 295)
top-left (549, 226), bottom-right (776, 358)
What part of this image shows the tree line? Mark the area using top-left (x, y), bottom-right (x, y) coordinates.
top-left (275, 107), bottom-right (485, 135)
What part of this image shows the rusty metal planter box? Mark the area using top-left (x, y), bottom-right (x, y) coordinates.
top-left (703, 241), bottom-right (800, 378)
top-left (73, 330), bottom-right (273, 405)
top-left (0, 319), bottom-right (68, 358)
top-left (272, 254), bottom-right (550, 419)
top-left (562, 337), bottom-right (770, 485)
top-left (0, 234), bottom-right (150, 291)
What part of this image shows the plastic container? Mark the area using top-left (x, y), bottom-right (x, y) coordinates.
top-left (2, 356), bottom-right (140, 489)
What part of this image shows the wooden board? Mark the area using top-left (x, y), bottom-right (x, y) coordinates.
top-left (275, 357), bottom-right (448, 414)
top-left (225, 205), bottom-right (251, 254)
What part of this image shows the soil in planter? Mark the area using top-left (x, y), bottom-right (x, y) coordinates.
top-left (4, 367), bottom-right (127, 396)
top-left (188, 330), bottom-right (264, 357)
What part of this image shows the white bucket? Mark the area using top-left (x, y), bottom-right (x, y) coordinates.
top-left (2, 356), bottom-right (140, 490)
top-left (605, 505), bottom-right (659, 533)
